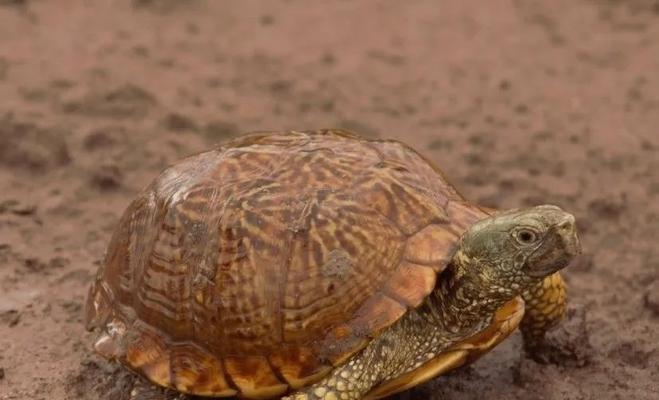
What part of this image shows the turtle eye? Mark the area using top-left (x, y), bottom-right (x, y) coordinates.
top-left (515, 228), bottom-right (538, 245)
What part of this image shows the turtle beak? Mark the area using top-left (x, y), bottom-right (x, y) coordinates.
top-left (556, 213), bottom-right (581, 258)
top-left (524, 213), bottom-right (581, 278)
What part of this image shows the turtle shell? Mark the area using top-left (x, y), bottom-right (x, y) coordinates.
top-left (85, 129), bottom-right (488, 398)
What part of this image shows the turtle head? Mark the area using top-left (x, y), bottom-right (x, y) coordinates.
top-left (456, 205), bottom-right (581, 293)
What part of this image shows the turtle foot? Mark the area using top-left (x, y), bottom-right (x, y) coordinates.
top-left (523, 303), bottom-right (592, 367)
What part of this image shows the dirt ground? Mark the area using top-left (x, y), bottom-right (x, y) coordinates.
top-left (0, 1), bottom-right (658, 399)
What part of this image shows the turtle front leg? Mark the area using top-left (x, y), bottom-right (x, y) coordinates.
top-left (520, 272), bottom-right (590, 365)
top-left (283, 352), bottom-right (378, 400)
top-left (520, 272), bottom-right (567, 350)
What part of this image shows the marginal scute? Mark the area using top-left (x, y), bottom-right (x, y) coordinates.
top-left (171, 343), bottom-right (237, 396)
top-left (224, 356), bottom-right (288, 399)
top-left (268, 348), bottom-right (333, 389)
top-left (125, 324), bottom-right (172, 388)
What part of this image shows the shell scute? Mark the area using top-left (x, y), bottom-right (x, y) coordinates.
top-left (124, 322), bottom-right (172, 388)
top-left (382, 261), bottom-right (437, 307)
top-left (224, 356), bottom-right (288, 399)
top-left (404, 224), bottom-right (460, 270)
top-left (268, 347), bottom-right (333, 389)
top-left (170, 343), bottom-right (237, 396)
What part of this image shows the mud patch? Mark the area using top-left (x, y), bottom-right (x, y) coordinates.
top-left (643, 280), bottom-right (659, 316)
top-left (0, 115), bottom-right (71, 173)
top-left (66, 358), bottom-right (135, 400)
top-left (61, 84), bottom-right (157, 119)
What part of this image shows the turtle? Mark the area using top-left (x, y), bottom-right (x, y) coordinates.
top-left (85, 129), bottom-right (581, 400)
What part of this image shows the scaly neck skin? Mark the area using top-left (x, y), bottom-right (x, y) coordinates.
top-left (372, 250), bottom-right (530, 382)
top-left (423, 249), bottom-right (530, 340)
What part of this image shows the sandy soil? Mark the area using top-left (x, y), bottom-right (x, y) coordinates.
top-left (0, 1), bottom-right (658, 399)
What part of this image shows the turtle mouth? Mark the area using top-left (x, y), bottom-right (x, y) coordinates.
top-left (524, 253), bottom-right (573, 278)
top-left (523, 220), bottom-right (581, 278)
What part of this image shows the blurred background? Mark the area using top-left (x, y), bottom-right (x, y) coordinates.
top-left (0, 1), bottom-right (657, 399)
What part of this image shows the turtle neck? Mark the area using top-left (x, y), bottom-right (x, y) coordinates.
top-left (422, 249), bottom-right (532, 339)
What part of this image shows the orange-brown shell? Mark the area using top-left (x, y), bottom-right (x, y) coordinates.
top-left (85, 129), bottom-right (488, 398)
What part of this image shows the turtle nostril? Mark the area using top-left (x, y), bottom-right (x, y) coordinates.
top-left (557, 214), bottom-right (575, 232)
top-left (556, 214), bottom-right (581, 256)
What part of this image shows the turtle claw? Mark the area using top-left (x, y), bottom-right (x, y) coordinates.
top-left (524, 304), bottom-right (592, 367)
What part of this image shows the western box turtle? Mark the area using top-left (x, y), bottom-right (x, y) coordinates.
top-left (86, 129), bottom-right (581, 399)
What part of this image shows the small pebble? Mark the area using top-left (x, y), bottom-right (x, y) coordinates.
top-left (91, 164), bottom-right (123, 190)
top-left (644, 281), bottom-right (659, 316)
top-left (1, 310), bottom-right (20, 327)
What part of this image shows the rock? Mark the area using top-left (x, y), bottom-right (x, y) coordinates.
top-left (23, 257), bottom-right (47, 272)
top-left (21, 256), bottom-right (68, 273)
top-left (0, 199), bottom-right (36, 216)
top-left (83, 126), bottom-right (125, 151)
top-left (90, 164), bottom-right (124, 191)
top-left (609, 340), bottom-right (656, 369)
top-left (513, 357), bottom-right (562, 389)
top-left (49, 256), bottom-right (70, 269)
top-left (0, 309), bottom-right (20, 327)
top-left (162, 112), bottom-right (198, 132)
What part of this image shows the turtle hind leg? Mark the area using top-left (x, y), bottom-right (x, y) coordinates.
top-left (129, 378), bottom-right (186, 400)
top-left (520, 272), bottom-right (591, 366)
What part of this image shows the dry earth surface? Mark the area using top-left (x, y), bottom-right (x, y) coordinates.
top-left (0, 1), bottom-right (658, 399)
